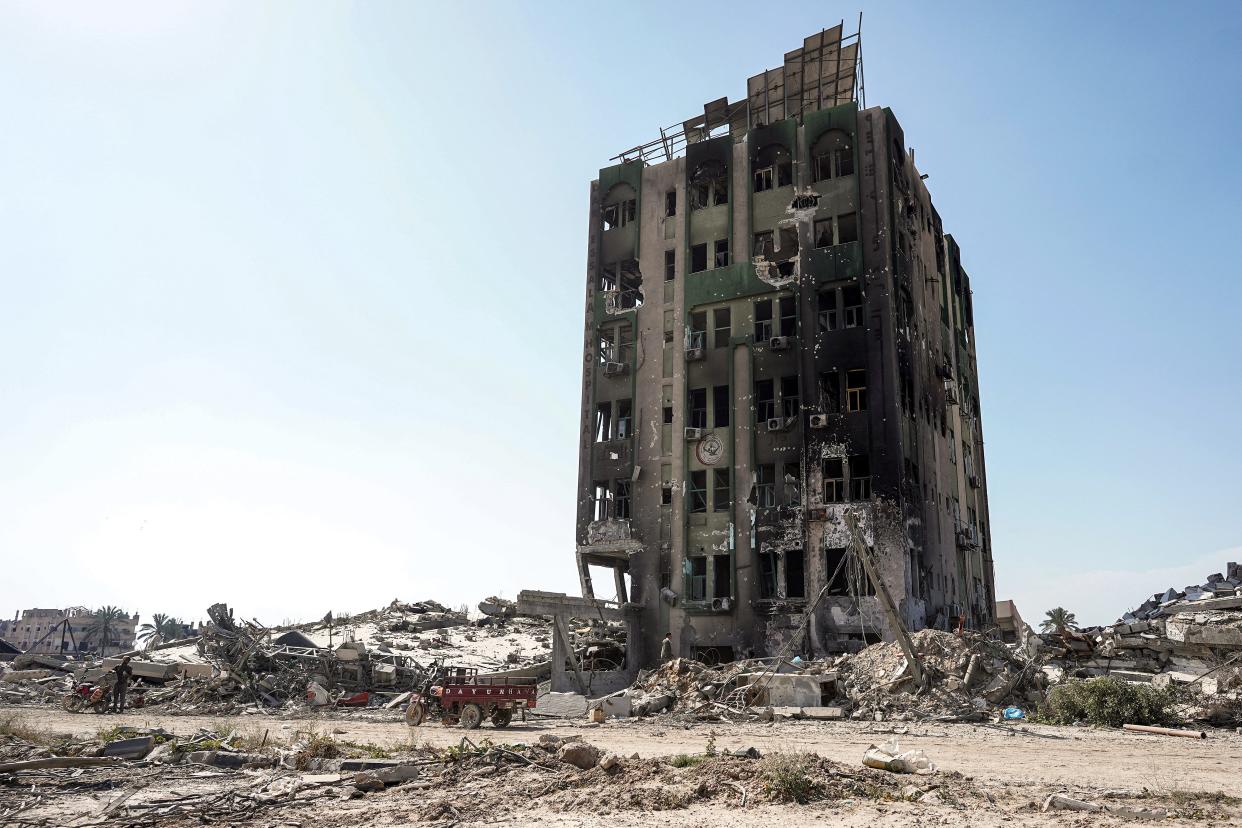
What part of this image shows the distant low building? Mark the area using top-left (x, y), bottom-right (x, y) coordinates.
top-left (994, 600), bottom-right (1027, 644)
top-left (0, 608), bottom-right (139, 655)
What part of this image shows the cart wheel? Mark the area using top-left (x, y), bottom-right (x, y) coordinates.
top-left (491, 708), bottom-right (513, 728)
top-left (459, 703), bottom-right (483, 730)
top-left (61, 693), bottom-right (85, 713)
top-left (405, 701), bottom-right (426, 727)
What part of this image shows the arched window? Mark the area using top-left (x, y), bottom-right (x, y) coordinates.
top-left (753, 144), bottom-right (793, 192)
top-left (602, 183), bottom-right (637, 231)
top-left (690, 160), bottom-right (729, 210)
top-left (811, 129), bottom-right (854, 182)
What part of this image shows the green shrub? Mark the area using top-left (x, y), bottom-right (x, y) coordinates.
top-left (760, 752), bottom-right (818, 803)
top-left (1036, 677), bottom-right (1175, 727)
top-left (668, 753), bottom-right (705, 768)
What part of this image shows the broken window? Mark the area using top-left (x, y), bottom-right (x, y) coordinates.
top-left (663, 405), bottom-right (673, 424)
top-left (824, 546), bottom-right (849, 594)
top-left (811, 129), bottom-right (854, 182)
top-left (614, 479), bottom-right (631, 519)
top-left (846, 369), bottom-right (867, 412)
top-left (616, 399), bottom-right (632, 439)
top-left (758, 551), bottom-right (778, 599)
top-left (661, 485), bottom-right (673, 506)
top-left (689, 471), bottom-right (707, 513)
top-left (755, 378), bottom-right (775, 422)
top-left (712, 468), bottom-right (731, 512)
top-left (756, 463), bottom-right (776, 508)
top-left (753, 230), bottom-right (775, 258)
top-left (594, 403), bottom-right (612, 442)
top-left (665, 189), bottom-right (677, 217)
top-left (837, 212), bottom-right (859, 244)
top-left (713, 384), bottom-right (730, 427)
top-left (688, 556), bottom-right (707, 599)
top-left (664, 249), bottom-right (675, 281)
top-left (754, 299), bottom-right (773, 341)
top-left (602, 198), bottom-right (636, 231)
top-left (820, 370), bottom-right (840, 414)
top-left (823, 457), bottom-right (844, 503)
top-left (689, 387), bottom-right (707, 430)
top-left (688, 311), bottom-right (707, 350)
top-left (753, 143), bottom-right (792, 192)
top-left (818, 289), bottom-right (838, 333)
top-left (842, 285), bottom-right (863, 327)
top-left (813, 218), bottom-right (833, 249)
top-left (849, 454), bottom-right (872, 500)
top-left (593, 481), bottom-right (610, 521)
top-left (714, 238), bottom-right (729, 268)
top-left (691, 243), bottom-right (708, 273)
top-left (780, 375), bottom-right (799, 418)
top-left (713, 555), bottom-right (731, 599)
top-left (786, 549), bottom-right (805, 598)
top-left (690, 160), bottom-right (729, 210)
top-left (599, 263), bottom-right (618, 292)
top-left (783, 461), bottom-right (801, 505)
top-left (778, 296), bottom-right (796, 337)
top-left (713, 308), bottom-right (731, 348)
top-left (779, 225), bottom-right (799, 257)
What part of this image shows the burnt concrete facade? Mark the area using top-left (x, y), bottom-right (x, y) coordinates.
top-left (575, 37), bottom-right (995, 668)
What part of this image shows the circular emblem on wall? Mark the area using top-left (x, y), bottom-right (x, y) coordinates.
top-left (696, 433), bottom-right (725, 466)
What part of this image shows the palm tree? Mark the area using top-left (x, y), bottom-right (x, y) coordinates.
top-left (137, 614), bottom-right (184, 649)
top-left (1040, 606), bottom-right (1079, 634)
top-left (87, 606), bottom-right (126, 656)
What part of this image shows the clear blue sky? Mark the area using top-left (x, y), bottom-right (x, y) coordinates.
top-left (1, 2), bottom-right (1238, 629)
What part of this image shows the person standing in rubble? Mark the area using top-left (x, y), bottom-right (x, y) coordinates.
top-left (660, 632), bottom-right (673, 663)
top-left (111, 656), bottom-right (134, 713)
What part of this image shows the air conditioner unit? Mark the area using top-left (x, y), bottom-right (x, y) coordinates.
top-left (603, 361), bottom-right (627, 377)
top-left (808, 413), bottom-right (829, 429)
top-left (684, 427), bottom-right (703, 441)
top-left (711, 597), bottom-right (731, 611)
top-left (769, 336), bottom-right (792, 350)
top-left (766, 417), bottom-right (786, 432)
top-left (685, 347), bottom-right (705, 362)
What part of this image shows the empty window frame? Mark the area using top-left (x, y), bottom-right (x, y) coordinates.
top-left (842, 285), bottom-right (863, 327)
top-left (712, 468), bottom-right (731, 512)
top-left (824, 546), bottom-right (849, 594)
top-left (849, 454), bottom-right (872, 500)
top-left (753, 230), bottom-right (775, 258)
top-left (688, 556), bottom-right (707, 599)
top-left (592, 481), bottom-right (610, 521)
top-left (602, 198), bottom-right (636, 231)
top-left (786, 549), bottom-right (805, 598)
top-left (614, 479), bottom-right (631, 519)
top-left (758, 550), bottom-right (778, 599)
top-left (598, 322), bottom-right (632, 364)
top-left (712, 555), bottom-right (731, 599)
top-left (688, 311), bottom-right (707, 350)
top-left (846, 368), bottom-right (867, 412)
top-left (818, 289), bottom-right (838, 333)
top-left (713, 384), bottom-right (730, 427)
top-left (755, 378), bottom-right (775, 422)
top-left (691, 243), bottom-right (708, 273)
top-left (754, 299), bottom-right (773, 341)
top-left (664, 249), bottom-right (675, 281)
top-left (755, 463), bottom-right (776, 508)
top-left (690, 160), bottom-right (729, 210)
top-left (778, 296), bottom-right (796, 337)
top-left (754, 143), bottom-right (793, 192)
top-left (598, 262), bottom-right (618, 292)
top-left (665, 189), bottom-right (677, 217)
top-left (714, 238), bottom-right (729, 268)
top-left (689, 470), bottom-right (708, 513)
top-left (616, 399), bottom-right (632, 439)
top-left (689, 387), bottom-right (707, 430)
top-left (663, 405), bottom-right (674, 424)
top-left (823, 457), bottom-right (844, 503)
top-left (814, 213), bottom-right (859, 248)
top-left (594, 403), bottom-right (612, 442)
top-left (820, 370), bottom-right (840, 414)
top-left (811, 129), bottom-right (854, 182)
top-left (712, 307), bottom-right (731, 348)
top-left (783, 461), bottom-right (801, 505)
top-left (780, 375), bottom-right (799, 418)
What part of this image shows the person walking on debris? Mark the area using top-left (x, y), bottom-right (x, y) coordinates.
top-left (111, 656), bottom-right (134, 713)
top-left (660, 632), bottom-right (673, 663)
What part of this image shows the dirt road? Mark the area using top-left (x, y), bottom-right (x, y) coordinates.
top-left (7, 703), bottom-right (1240, 795)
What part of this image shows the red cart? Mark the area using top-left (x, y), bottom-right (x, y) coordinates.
top-left (405, 666), bottom-right (537, 729)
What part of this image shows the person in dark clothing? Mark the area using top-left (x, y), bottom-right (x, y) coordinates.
top-left (111, 656), bottom-right (134, 713)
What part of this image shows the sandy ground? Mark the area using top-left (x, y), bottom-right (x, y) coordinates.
top-left (4, 703), bottom-right (1242, 826)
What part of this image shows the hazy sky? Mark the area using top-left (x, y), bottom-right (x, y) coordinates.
top-left (1, 2), bottom-right (1239, 630)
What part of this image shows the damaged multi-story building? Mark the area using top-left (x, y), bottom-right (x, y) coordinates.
top-left (574, 24), bottom-right (996, 668)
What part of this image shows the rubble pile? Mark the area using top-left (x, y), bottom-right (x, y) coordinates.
top-left (1038, 562), bottom-right (1242, 723)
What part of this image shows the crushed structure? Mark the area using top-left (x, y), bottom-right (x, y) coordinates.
top-left (574, 22), bottom-right (995, 671)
